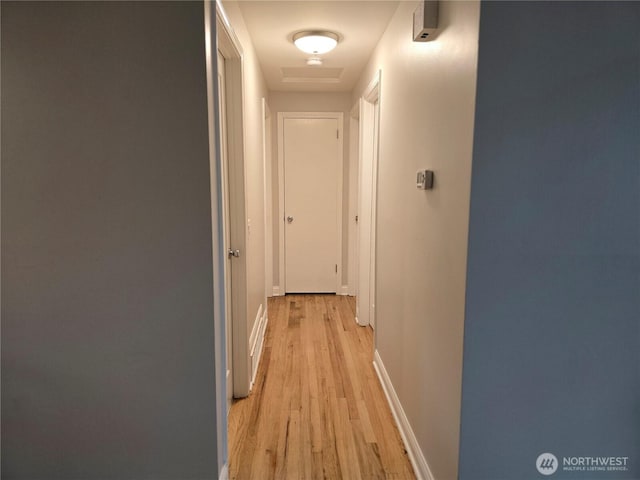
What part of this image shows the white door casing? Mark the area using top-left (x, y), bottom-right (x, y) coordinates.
top-left (369, 101), bottom-right (379, 330)
top-left (216, 6), bottom-right (251, 399)
top-left (348, 102), bottom-right (360, 297)
top-left (356, 71), bottom-right (381, 329)
top-left (217, 50), bottom-right (233, 412)
top-left (204, 1), bottom-right (226, 472)
top-left (262, 99), bottom-right (273, 298)
top-left (278, 112), bottom-right (344, 294)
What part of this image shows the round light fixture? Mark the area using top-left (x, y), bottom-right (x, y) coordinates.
top-left (293, 31), bottom-right (339, 55)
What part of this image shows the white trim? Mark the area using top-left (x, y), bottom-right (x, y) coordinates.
top-left (339, 285), bottom-right (349, 296)
top-left (248, 304), bottom-right (263, 360)
top-left (350, 100), bottom-right (360, 120)
top-left (373, 350), bottom-right (434, 480)
top-left (272, 285), bottom-right (282, 297)
top-left (205, 0), bottom-right (228, 473)
top-left (249, 304), bottom-right (268, 390)
top-left (363, 70), bottom-right (381, 103)
top-left (369, 87), bottom-right (380, 331)
top-left (215, 2), bottom-right (242, 56)
top-left (216, 0), bottom-right (250, 399)
top-left (356, 70), bottom-right (381, 329)
top-left (262, 98), bottom-right (273, 302)
top-left (277, 114), bottom-right (285, 295)
top-left (219, 463), bottom-right (229, 480)
top-left (277, 111), bottom-right (344, 294)
top-left (347, 102), bottom-right (360, 297)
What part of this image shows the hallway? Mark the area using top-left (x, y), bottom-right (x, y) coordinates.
top-left (228, 295), bottom-right (415, 479)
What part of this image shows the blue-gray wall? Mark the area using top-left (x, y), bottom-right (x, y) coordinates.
top-left (1, 2), bottom-right (219, 478)
top-left (459, 2), bottom-right (639, 479)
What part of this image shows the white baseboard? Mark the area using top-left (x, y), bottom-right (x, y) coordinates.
top-left (272, 286), bottom-right (282, 297)
top-left (249, 304), bottom-right (263, 360)
top-left (356, 316), bottom-right (369, 327)
top-left (219, 463), bottom-right (229, 480)
top-left (355, 303), bottom-right (365, 326)
top-left (249, 304), bottom-right (268, 390)
top-left (339, 285), bottom-right (349, 296)
top-left (373, 350), bottom-right (434, 480)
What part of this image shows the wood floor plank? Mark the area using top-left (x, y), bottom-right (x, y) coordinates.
top-left (334, 397), bottom-right (362, 480)
top-left (319, 378), bottom-right (341, 479)
top-left (285, 409), bottom-right (301, 480)
top-left (229, 295), bottom-right (415, 479)
top-left (351, 417), bottom-right (385, 479)
top-left (356, 399), bottom-right (377, 444)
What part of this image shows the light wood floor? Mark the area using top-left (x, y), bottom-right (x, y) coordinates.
top-left (228, 294), bottom-right (415, 479)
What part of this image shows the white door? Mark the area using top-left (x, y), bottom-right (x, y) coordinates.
top-left (217, 50), bottom-right (233, 411)
top-left (283, 117), bottom-right (340, 293)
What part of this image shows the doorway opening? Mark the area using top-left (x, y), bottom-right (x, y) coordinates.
top-left (277, 112), bottom-right (345, 294)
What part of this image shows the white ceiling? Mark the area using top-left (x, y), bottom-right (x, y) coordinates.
top-left (230, 1), bottom-right (399, 92)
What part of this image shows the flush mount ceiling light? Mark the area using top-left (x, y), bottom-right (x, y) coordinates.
top-left (293, 31), bottom-right (339, 55)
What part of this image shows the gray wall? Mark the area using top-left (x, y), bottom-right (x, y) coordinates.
top-left (460, 2), bottom-right (639, 479)
top-left (1, 2), bottom-right (219, 478)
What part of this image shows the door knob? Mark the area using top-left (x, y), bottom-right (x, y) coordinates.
top-left (286, 216), bottom-right (294, 223)
top-left (227, 249), bottom-right (240, 258)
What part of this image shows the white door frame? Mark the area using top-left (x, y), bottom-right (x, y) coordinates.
top-left (348, 102), bottom-right (360, 297)
top-left (262, 98), bottom-right (273, 299)
top-left (204, 1), bottom-right (225, 473)
top-left (217, 48), bottom-right (233, 413)
top-left (277, 112), bottom-right (344, 294)
top-left (215, 2), bottom-right (251, 400)
top-left (356, 71), bottom-right (381, 328)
